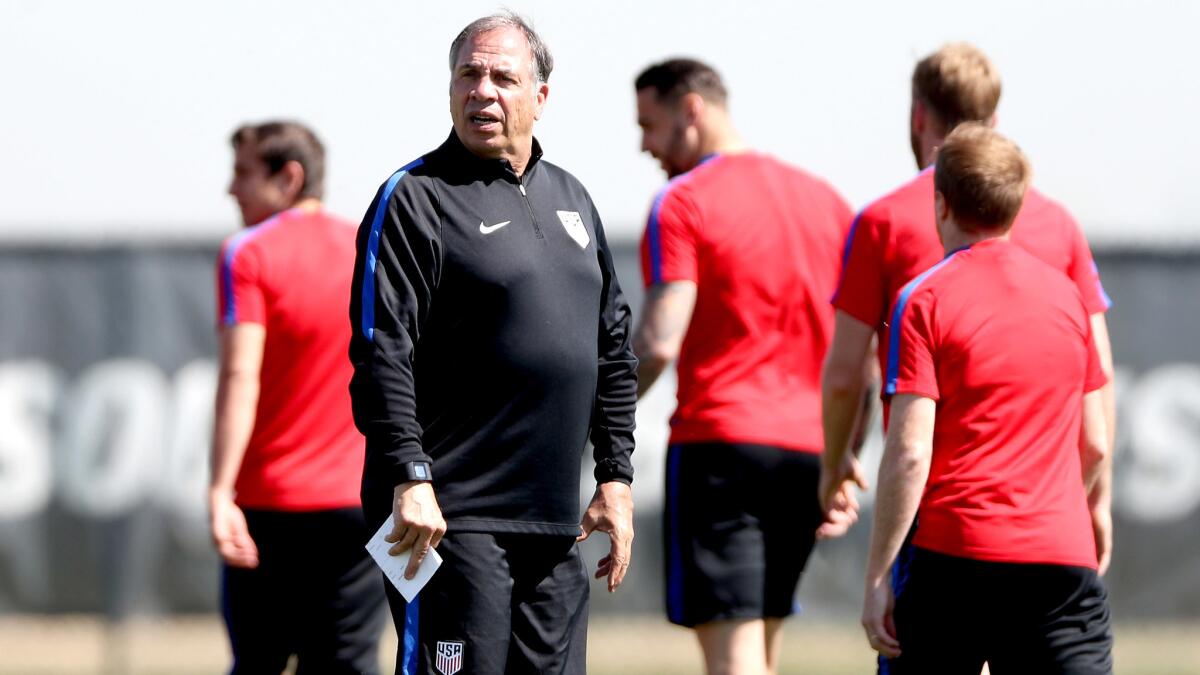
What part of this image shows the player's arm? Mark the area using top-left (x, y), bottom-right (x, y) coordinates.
top-left (1080, 385), bottom-right (1111, 574)
top-left (580, 203), bottom-right (638, 592)
top-left (862, 393), bottom-right (935, 659)
top-left (819, 311), bottom-right (876, 510)
top-left (633, 280), bottom-right (697, 398)
top-left (209, 323), bottom-right (265, 569)
top-left (349, 173), bottom-right (446, 579)
top-left (1085, 312), bottom-right (1115, 574)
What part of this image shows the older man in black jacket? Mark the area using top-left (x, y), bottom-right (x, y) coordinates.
top-left (349, 11), bottom-right (637, 675)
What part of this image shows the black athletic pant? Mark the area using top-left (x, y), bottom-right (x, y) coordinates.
top-left (222, 507), bottom-right (388, 675)
top-left (384, 532), bottom-right (588, 675)
top-left (881, 547), bottom-right (1113, 675)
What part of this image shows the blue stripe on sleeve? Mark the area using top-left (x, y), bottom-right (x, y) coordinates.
top-left (219, 228), bottom-right (255, 326)
top-left (646, 189), bottom-right (669, 284)
top-left (831, 212), bottom-right (864, 303)
top-left (1092, 261), bottom-right (1113, 310)
top-left (884, 251), bottom-right (963, 395)
top-left (402, 595), bottom-right (420, 675)
top-left (218, 209), bottom-right (291, 326)
top-left (361, 158), bottom-right (425, 342)
top-left (644, 155), bottom-right (719, 286)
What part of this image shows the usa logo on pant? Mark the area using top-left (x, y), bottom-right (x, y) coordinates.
top-left (435, 640), bottom-right (464, 675)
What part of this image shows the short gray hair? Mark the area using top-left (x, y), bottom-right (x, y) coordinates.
top-left (448, 12), bottom-right (553, 84)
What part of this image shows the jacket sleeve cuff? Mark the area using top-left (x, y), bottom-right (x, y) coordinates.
top-left (594, 457), bottom-right (633, 485)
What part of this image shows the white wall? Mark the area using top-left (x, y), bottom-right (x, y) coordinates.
top-left (2, 0), bottom-right (1196, 244)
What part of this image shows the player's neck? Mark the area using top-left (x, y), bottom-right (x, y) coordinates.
top-left (919, 136), bottom-right (943, 170)
top-left (289, 197), bottom-right (322, 214)
top-left (700, 113), bottom-right (748, 157)
top-left (941, 226), bottom-right (1009, 254)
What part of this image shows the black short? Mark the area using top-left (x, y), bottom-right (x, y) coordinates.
top-left (384, 532), bottom-right (588, 675)
top-left (663, 442), bottom-right (824, 627)
top-left (222, 507), bottom-right (388, 675)
top-left (881, 547), bottom-right (1113, 675)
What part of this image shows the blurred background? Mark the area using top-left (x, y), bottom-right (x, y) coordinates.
top-left (2, 0), bottom-right (1198, 672)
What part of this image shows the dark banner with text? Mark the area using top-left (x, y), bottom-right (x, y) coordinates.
top-left (0, 243), bottom-right (1197, 618)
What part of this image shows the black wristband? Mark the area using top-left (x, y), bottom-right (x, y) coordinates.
top-left (402, 461), bottom-right (433, 483)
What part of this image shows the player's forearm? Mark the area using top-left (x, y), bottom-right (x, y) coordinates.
top-left (1089, 314), bottom-right (1117, 450)
top-left (866, 395), bottom-right (933, 584)
top-left (635, 355), bottom-right (669, 398)
top-left (822, 361), bottom-right (864, 470)
top-left (1079, 389), bottom-right (1108, 493)
top-left (632, 281), bottom-right (695, 398)
top-left (824, 312), bottom-right (878, 468)
top-left (1088, 457), bottom-right (1112, 512)
top-left (865, 438), bottom-right (929, 584)
top-left (210, 370), bottom-right (259, 495)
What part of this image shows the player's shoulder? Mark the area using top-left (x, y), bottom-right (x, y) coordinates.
top-left (1007, 241), bottom-right (1078, 287)
top-left (761, 153), bottom-right (847, 201)
top-left (220, 210), bottom-right (292, 258)
top-left (648, 162), bottom-right (710, 220)
top-left (1018, 186), bottom-right (1079, 228)
top-left (858, 168), bottom-right (933, 226)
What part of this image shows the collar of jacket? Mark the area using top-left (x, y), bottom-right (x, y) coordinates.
top-left (437, 130), bottom-right (544, 182)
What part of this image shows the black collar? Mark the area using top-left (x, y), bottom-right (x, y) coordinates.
top-left (437, 130), bottom-right (544, 181)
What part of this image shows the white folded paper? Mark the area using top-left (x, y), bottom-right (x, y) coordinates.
top-left (365, 514), bottom-right (442, 602)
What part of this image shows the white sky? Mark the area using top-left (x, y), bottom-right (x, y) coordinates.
top-left (1, 0), bottom-right (1196, 245)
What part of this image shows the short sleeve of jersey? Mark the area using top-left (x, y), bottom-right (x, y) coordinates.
top-left (886, 290), bottom-right (940, 401)
top-left (216, 234), bottom-right (266, 327)
top-left (832, 208), bottom-right (887, 327)
top-left (1083, 316), bottom-right (1108, 393)
top-left (1064, 213), bottom-right (1112, 314)
top-left (641, 188), bottom-right (698, 287)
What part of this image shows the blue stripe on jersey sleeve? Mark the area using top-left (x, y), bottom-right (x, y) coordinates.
top-left (643, 156), bottom-right (719, 286)
top-left (1092, 260), bottom-right (1113, 310)
top-left (831, 211), bottom-right (864, 303)
top-left (884, 251), bottom-right (963, 395)
top-left (645, 189), bottom-right (669, 285)
top-left (361, 158), bottom-right (425, 342)
top-left (218, 212), bottom-right (284, 326)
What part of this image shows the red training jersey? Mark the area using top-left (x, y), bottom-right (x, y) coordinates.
top-left (886, 239), bottom-right (1107, 568)
top-left (834, 168), bottom-right (1110, 365)
top-left (216, 207), bottom-right (364, 510)
top-left (640, 152), bottom-right (853, 452)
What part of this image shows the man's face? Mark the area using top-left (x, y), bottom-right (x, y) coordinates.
top-left (637, 89), bottom-right (699, 178)
top-left (449, 27), bottom-right (548, 164)
top-left (227, 142), bottom-right (291, 227)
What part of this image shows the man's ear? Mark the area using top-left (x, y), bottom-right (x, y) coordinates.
top-left (681, 92), bottom-right (705, 126)
top-left (533, 81), bottom-right (550, 121)
top-left (911, 99), bottom-right (927, 136)
top-left (279, 160), bottom-right (306, 203)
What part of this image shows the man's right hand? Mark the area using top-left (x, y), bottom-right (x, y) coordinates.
top-left (209, 490), bottom-right (259, 569)
top-left (819, 453), bottom-right (869, 513)
top-left (387, 481), bottom-right (447, 580)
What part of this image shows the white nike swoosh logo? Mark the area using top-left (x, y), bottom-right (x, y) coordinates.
top-left (479, 220), bottom-right (511, 234)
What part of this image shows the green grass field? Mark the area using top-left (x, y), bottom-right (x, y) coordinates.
top-left (1, 615), bottom-right (1197, 674)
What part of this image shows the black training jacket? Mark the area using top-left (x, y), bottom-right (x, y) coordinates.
top-left (349, 131), bottom-right (637, 536)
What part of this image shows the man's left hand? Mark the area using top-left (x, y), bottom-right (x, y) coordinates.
top-left (578, 481), bottom-right (634, 592)
top-left (862, 576), bottom-right (901, 658)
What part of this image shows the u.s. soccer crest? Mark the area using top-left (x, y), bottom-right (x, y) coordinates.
top-left (435, 641), bottom-right (464, 675)
top-left (556, 210), bottom-right (590, 249)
